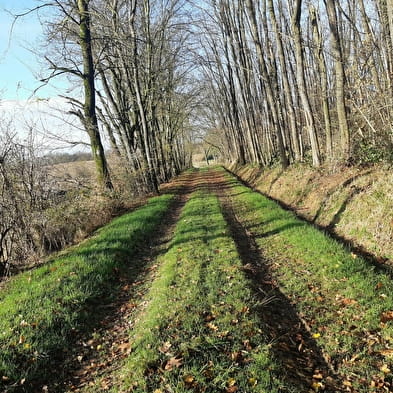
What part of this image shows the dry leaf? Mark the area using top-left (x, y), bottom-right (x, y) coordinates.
top-left (311, 381), bottom-right (323, 391)
top-left (158, 341), bottom-right (172, 354)
top-left (206, 322), bottom-right (218, 331)
top-left (376, 282), bottom-right (384, 290)
top-left (340, 298), bottom-right (357, 306)
top-left (380, 364), bottom-right (391, 374)
top-left (183, 375), bottom-right (195, 384)
top-left (240, 306), bottom-right (250, 314)
top-left (379, 349), bottom-right (393, 357)
top-left (248, 377), bottom-right (257, 386)
top-left (243, 340), bottom-right (252, 350)
top-left (381, 311), bottom-right (393, 323)
top-left (312, 372), bottom-right (323, 380)
top-left (164, 356), bottom-right (183, 371)
top-left (118, 342), bottom-right (131, 354)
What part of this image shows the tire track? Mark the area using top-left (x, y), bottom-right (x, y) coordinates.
top-left (209, 168), bottom-right (342, 392)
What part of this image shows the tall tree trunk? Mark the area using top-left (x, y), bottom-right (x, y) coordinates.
top-left (324, 0), bottom-right (350, 161)
top-left (268, 0), bottom-right (301, 162)
top-left (129, 0), bottom-right (159, 193)
top-left (310, 5), bottom-right (333, 161)
top-left (291, 0), bottom-right (321, 167)
top-left (245, 0), bottom-right (289, 168)
top-left (77, 0), bottom-right (113, 190)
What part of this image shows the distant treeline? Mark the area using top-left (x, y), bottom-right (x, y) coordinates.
top-left (42, 152), bottom-right (92, 165)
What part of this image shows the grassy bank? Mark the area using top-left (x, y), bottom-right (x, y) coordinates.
top-left (231, 163), bottom-right (393, 264)
top-left (0, 194), bottom-right (174, 391)
top-left (225, 170), bottom-right (393, 391)
top-left (115, 191), bottom-right (287, 393)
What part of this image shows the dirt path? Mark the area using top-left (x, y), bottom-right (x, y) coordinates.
top-left (206, 169), bottom-right (342, 392)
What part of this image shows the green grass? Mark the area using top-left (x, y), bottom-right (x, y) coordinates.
top-left (0, 194), bottom-right (174, 391)
top-left (116, 191), bottom-right (286, 393)
top-left (224, 169), bottom-right (393, 391)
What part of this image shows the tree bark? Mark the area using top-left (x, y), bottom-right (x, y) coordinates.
top-left (324, 0), bottom-right (350, 161)
top-left (77, 0), bottom-right (113, 190)
top-left (291, 0), bottom-right (321, 167)
top-left (310, 5), bottom-right (333, 161)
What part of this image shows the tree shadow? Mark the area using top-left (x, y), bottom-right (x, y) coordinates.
top-left (217, 183), bottom-right (343, 392)
top-left (312, 171), bottom-right (373, 224)
top-left (6, 172), bottom-right (200, 393)
top-left (224, 167), bottom-right (393, 277)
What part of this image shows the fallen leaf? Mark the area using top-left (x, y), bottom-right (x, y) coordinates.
top-left (227, 378), bottom-right (236, 387)
top-left (243, 339), bottom-right (252, 351)
top-left (118, 342), bottom-right (131, 354)
top-left (183, 374), bottom-right (195, 384)
top-left (248, 377), bottom-right (257, 386)
top-left (340, 298), bottom-right (357, 307)
top-left (376, 282), bottom-right (384, 290)
top-left (380, 364), bottom-right (391, 374)
top-left (379, 349), bottom-right (393, 357)
top-left (230, 351), bottom-right (243, 362)
top-left (226, 387), bottom-right (238, 393)
top-left (159, 341), bottom-right (172, 354)
top-left (206, 322), bottom-right (218, 331)
top-left (164, 356), bottom-right (183, 371)
top-left (312, 381), bottom-right (323, 391)
top-left (240, 306), bottom-right (250, 314)
top-left (381, 311), bottom-right (393, 323)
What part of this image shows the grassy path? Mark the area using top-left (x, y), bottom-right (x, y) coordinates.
top-left (2, 167), bottom-right (393, 392)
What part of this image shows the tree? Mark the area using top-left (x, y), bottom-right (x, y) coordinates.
top-left (324, 0), bottom-right (350, 161)
top-left (76, 0), bottom-right (113, 190)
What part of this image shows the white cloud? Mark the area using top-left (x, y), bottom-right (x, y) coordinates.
top-left (0, 97), bottom-right (91, 153)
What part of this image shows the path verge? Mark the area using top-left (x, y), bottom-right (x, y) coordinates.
top-left (0, 170), bottom-right (196, 393)
top-left (221, 167), bottom-right (393, 392)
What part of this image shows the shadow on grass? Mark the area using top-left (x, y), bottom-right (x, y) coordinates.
top-left (208, 171), bottom-right (342, 392)
top-left (2, 173), bottom-right (198, 393)
top-left (224, 167), bottom-right (393, 277)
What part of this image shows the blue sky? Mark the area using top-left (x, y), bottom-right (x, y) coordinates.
top-left (0, 1), bottom-right (89, 151)
top-left (0, 0), bottom-right (60, 100)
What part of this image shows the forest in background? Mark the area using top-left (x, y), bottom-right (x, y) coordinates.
top-left (1, 0), bottom-right (393, 276)
top-left (200, 0), bottom-right (393, 167)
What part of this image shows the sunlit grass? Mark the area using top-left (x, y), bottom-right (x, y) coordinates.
top-left (0, 194), bottom-right (174, 390)
top-left (225, 169), bottom-right (393, 391)
top-left (116, 191), bottom-right (286, 393)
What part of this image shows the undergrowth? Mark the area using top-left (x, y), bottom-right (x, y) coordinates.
top-left (115, 191), bottom-right (287, 393)
top-left (0, 194), bottom-right (174, 391)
